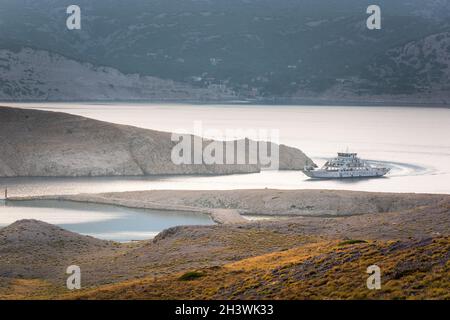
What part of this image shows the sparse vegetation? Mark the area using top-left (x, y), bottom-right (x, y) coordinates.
top-left (65, 237), bottom-right (450, 300)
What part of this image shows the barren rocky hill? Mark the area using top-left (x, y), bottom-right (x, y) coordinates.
top-left (0, 219), bottom-right (119, 282)
top-left (0, 107), bottom-right (314, 177)
top-left (0, 219), bottom-right (106, 246)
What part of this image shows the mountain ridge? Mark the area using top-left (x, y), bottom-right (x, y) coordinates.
top-left (1, 0), bottom-right (449, 104)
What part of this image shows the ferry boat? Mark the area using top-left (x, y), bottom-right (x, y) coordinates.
top-left (302, 152), bottom-right (390, 179)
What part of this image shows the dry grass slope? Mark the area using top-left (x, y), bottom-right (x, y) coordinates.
top-left (66, 237), bottom-right (450, 300)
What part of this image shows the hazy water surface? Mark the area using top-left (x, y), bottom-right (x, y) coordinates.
top-left (2, 103), bottom-right (450, 195)
top-left (0, 200), bottom-right (214, 242)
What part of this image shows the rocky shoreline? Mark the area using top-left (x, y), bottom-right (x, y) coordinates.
top-left (12, 189), bottom-right (450, 224)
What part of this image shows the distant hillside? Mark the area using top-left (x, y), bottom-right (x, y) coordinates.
top-left (0, 107), bottom-right (314, 177)
top-left (0, 48), bottom-right (236, 101)
top-left (318, 31), bottom-right (450, 104)
top-left (0, 0), bottom-right (449, 104)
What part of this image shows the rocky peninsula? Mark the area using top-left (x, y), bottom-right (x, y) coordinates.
top-left (0, 106), bottom-right (314, 177)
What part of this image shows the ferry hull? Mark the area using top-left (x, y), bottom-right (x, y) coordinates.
top-left (303, 168), bottom-right (390, 179)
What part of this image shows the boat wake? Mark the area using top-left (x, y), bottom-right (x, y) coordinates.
top-left (367, 160), bottom-right (431, 178)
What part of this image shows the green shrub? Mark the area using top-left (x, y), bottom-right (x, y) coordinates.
top-left (338, 240), bottom-right (367, 246)
top-left (178, 271), bottom-right (205, 281)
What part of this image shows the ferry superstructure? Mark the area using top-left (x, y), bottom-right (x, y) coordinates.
top-left (302, 152), bottom-right (390, 179)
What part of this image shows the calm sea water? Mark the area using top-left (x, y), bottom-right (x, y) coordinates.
top-left (0, 200), bottom-right (213, 242)
top-left (2, 103), bottom-right (449, 195)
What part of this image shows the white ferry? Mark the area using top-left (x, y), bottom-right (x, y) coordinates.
top-left (302, 152), bottom-right (390, 179)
